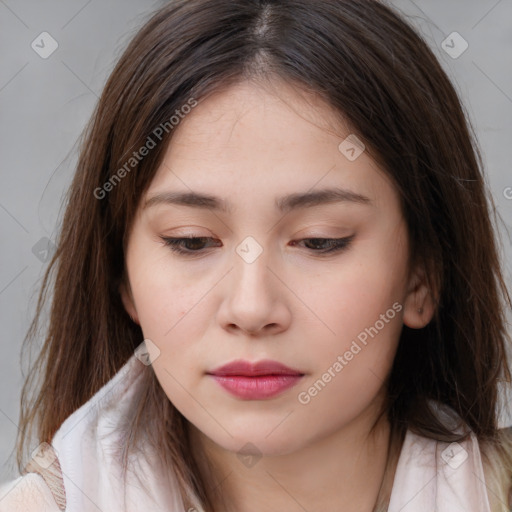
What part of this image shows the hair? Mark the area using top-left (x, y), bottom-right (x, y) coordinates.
top-left (15, 0), bottom-right (512, 510)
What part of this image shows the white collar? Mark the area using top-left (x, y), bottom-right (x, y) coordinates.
top-left (388, 423), bottom-right (490, 511)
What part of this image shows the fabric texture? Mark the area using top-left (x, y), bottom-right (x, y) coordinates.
top-left (21, 443), bottom-right (66, 510)
top-left (0, 354), bottom-right (500, 511)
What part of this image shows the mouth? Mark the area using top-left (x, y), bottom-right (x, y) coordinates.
top-left (206, 359), bottom-right (305, 400)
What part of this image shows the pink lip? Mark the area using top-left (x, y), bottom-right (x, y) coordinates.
top-left (207, 359), bottom-right (304, 400)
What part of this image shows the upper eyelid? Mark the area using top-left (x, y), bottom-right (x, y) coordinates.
top-left (163, 235), bottom-right (349, 240)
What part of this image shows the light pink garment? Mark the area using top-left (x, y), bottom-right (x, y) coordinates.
top-left (0, 355), bottom-right (493, 511)
top-left (388, 422), bottom-right (491, 511)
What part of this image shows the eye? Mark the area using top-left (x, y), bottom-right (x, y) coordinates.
top-left (160, 235), bottom-right (354, 256)
top-left (290, 236), bottom-right (354, 254)
top-left (160, 236), bottom-right (221, 255)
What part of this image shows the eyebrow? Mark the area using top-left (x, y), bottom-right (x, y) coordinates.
top-left (143, 187), bottom-right (372, 214)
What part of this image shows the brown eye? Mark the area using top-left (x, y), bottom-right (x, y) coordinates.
top-left (161, 236), bottom-right (221, 255)
top-left (290, 236), bottom-right (354, 254)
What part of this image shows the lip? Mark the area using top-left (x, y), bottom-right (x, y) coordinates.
top-left (207, 359), bottom-right (305, 400)
top-left (208, 359), bottom-right (303, 377)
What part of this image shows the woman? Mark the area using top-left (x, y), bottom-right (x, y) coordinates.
top-left (1, 1), bottom-right (511, 510)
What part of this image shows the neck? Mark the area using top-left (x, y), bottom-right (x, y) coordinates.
top-left (189, 406), bottom-right (404, 512)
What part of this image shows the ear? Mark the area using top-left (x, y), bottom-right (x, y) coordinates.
top-left (119, 279), bottom-right (140, 325)
top-left (402, 264), bottom-right (437, 329)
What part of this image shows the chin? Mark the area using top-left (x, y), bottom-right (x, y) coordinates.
top-left (209, 428), bottom-right (305, 458)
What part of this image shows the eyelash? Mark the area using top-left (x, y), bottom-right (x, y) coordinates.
top-left (160, 235), bottom-right (354, 256)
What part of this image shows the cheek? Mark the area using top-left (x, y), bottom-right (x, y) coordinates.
top-left (127, 243), bottom-right (200, 335)
top-left (295, 279), bottom-right (403, 429)
top-left (298, 239), bottom-right (406, 388)
top-left (314, 256), bottom-right (405, 337)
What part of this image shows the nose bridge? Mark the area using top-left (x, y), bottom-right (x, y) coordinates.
top-left (231, 234), bottom-right (272, 300)
top-left (217, 233), bottom-right (289, 335)
top-left (225, 236), bottom-right (279, 324)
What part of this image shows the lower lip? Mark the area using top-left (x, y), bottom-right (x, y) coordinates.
top-left (209, 374), bottom-right (303, 399)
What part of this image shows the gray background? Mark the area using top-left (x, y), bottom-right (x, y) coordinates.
top-left (1, 0), bottom-right (511, 484)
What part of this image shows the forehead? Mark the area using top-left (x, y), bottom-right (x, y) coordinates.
top-left (145, 80), bottom-right (399, 215)
top-left (169, 79), bottom-right (348, 150)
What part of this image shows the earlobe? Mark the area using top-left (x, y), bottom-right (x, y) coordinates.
top-left (119, 280), bottom-right (140, 325)
top-left (402, 266), bottom-right (436, 329)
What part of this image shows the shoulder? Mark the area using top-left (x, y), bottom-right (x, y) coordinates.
top-left (0, 473), bottom-right (61, 512)
top-left (480, 427), bottom-right (512, 512)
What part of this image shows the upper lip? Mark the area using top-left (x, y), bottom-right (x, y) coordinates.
top-left (207, 359), bottom-right (304, 377)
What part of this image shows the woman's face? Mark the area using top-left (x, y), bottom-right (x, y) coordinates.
top-left (121, 79), bottom-right (432, 456)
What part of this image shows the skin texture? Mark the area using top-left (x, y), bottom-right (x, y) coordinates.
top-left (120, 79), bottom-right (435, 512)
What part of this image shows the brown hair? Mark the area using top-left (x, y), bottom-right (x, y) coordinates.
top-left (17, 0), bottom-right (512, 510)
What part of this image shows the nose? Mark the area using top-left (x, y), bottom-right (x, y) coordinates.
top-left (216, 243), bottom-right (292, 337)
